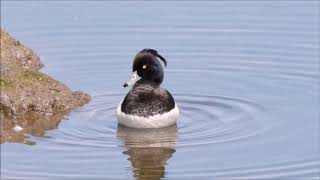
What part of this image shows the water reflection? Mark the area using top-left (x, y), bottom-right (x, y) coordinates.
top-left (0, 111), bottom-right (67, 144)
top-left (117, 125), bottom-right (177, 180)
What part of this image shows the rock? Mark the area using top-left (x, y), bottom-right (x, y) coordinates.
top-left (0, 29), bottom-right (91, 144)
top-left (13, 125), bottom-right (23, 133)
top-left (0, 30), bottom-right (43, 76)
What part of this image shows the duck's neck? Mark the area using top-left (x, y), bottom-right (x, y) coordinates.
top-left (134, 79), bottom-right (161, 88)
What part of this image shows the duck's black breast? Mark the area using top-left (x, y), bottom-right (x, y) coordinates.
top-left (121, 83), bottom-right (175, 117)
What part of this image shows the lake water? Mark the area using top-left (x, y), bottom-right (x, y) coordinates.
top-left (1, 1), bottom-right (319, 179)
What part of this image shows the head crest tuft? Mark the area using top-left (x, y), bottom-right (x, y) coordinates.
top-left (140, 48), bottom-right (167, 66)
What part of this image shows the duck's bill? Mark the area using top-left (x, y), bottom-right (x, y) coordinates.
top-left (123, 71), bottom-right (141, 88)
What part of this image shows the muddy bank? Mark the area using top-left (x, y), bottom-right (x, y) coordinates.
top-left (0, 29), bottom-right (91, 144)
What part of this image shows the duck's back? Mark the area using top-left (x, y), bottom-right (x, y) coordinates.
top-left (121, 83), bottom-right (175, 117)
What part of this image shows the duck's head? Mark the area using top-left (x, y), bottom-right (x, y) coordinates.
top-left (123, 49), bottom-right (167, 88)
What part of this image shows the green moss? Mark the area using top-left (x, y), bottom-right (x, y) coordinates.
top-left (1, 70), bottom-right (56, 90)
top-left (21, 70), bottom-right (46, 80)
top-left (15, 70), bottom-right (56, 87)
top-left (0, 79), bottom-right (14, 88)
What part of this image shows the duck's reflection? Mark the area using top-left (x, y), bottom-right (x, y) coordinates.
top-left (117, 125), bottom-right (177, 180)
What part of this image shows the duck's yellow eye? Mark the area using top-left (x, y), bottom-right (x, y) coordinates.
top-left (142, 65), bottom-right (147, 69)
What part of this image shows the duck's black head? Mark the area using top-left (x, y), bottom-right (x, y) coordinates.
top-left (123, 49), bottom-right (167, 87)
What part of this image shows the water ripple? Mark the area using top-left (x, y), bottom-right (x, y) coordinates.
top-left (49, 93), bottom-right (266, 149)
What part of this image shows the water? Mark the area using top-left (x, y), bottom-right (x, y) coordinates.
top-left (1, 1), bottom-right (319, 179)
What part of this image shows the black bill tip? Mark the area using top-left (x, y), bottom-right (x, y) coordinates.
top-left (123, 83), bottom-right (128, 87)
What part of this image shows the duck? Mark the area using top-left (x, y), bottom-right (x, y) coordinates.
top-left (117, 49), bottom-right (179, 128)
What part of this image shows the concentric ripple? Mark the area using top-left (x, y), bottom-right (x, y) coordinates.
top-left (176, 94), bottom-right (266, 146)
top-left (48, 93), bottom-right (266, 149)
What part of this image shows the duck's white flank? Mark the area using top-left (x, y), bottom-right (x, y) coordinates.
top-left (117, 100), bottom-right (179, 129)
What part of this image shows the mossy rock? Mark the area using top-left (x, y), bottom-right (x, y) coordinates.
top-left (0, 79), bottom-right (15, 88)
top-left (0, 29), bottom-right (91, 144)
